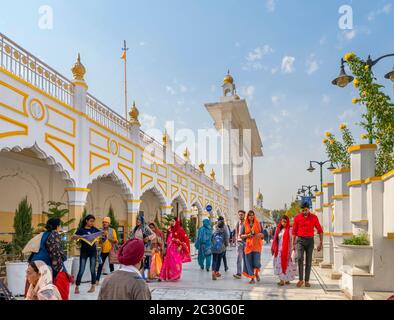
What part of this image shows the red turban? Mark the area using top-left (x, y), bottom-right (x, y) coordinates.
top-left (117, 238), bottom-right (144, 266)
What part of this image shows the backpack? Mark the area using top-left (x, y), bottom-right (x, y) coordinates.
top-left (212, 229), bottom-right (224, 252)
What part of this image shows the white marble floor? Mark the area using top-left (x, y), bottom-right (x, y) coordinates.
top-left (69, 245), bottom-right (346, 300)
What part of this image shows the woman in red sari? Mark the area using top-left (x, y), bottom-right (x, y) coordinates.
top-left (160, 217), bottom-right (191, 281)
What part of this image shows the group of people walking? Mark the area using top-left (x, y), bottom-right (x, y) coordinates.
top-left (22, 201), bottom-right (323, 300)
top-left (195, 202), bottom-right (324, 287)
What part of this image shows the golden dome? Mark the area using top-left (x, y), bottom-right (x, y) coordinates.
top-left (223, 70), bottom-right (234, 85)
top-left (256, 190), bottom-right (263, 200)
top-left (71, 53), bottom-right (86, 81)
top-left (129, 101), bottom-right (140, 123)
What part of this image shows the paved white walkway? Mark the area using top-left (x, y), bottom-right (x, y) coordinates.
top-left (70, 245), bottom-right (346, 300)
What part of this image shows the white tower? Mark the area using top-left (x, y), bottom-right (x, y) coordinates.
top-left (205, 72), bottom-right (263, 224)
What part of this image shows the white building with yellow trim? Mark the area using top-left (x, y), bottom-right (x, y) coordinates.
top-left (0, 33), bottom-right (263, 242)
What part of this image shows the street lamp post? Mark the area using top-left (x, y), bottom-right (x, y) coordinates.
top-left (332, 54), bottom-right (394, 91)
top-left (300, 185), bottom-right (319, 197)
top-left (307, 160), bottom-right (335, 192)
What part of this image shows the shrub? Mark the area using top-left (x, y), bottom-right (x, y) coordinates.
top-left (343, 232), bottom-right (370, 245)
top-left (12, 197), bottom-right (33, 260)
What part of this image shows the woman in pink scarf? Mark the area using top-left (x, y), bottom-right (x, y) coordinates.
top-left (160, 217), bottom-right (191, 281)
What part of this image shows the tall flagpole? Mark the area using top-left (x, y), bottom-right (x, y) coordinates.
top-left (122, 40), bottom-right (129, 120)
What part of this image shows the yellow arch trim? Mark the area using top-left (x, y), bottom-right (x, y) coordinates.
top-left (0, 79), bottom-right (28, 116)
top-left (0, 114), bottom-right (28, 138)
top-left (45, 104), bottom-right (76, 137)
top-left (89, 151), bottom-right (110, 175)
top-left (45, 133), bottom-right (75, 170)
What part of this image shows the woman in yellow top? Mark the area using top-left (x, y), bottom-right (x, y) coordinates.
top-left (96, 217), bottom-right (118, 284)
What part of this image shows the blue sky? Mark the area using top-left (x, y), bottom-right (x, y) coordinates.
top-left (1, 0), bottom-right (393, 209)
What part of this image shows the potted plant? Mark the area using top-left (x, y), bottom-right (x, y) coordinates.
top-left (5, 197), bottom-right (33, 296)
top-left (338, 232), bottom-right (373, 273)
top-left (38, 201), bottom-right (76, 273)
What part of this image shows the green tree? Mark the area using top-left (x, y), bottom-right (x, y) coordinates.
top-left (287, 201), bottom-right (301, 220)
top-left (12, 197), bottom-right (33, 260)
top-left (187, 219), bottom-right (197, 242)
top-left (39, 201), bottom-right (75, 255)
top-left (107, 204), bottom-right (119, 239)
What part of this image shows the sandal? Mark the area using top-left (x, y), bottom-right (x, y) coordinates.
top-left (277, 281), bottom-right (285, 286)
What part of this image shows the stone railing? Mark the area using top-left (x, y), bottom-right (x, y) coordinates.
top-left (0, 32), bottom-right (74, 106)
top-left (86, 93), bottom-right (129, 138)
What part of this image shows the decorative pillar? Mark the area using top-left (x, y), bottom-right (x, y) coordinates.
top-left (320, 182), bottom-right (334, 268)
top-left (127, 200), bottom-right (142, 235)
top-left (331, 168), bottom-right (352, 279)
top-left (71, 53), bottom-right (88, 113)
top-left (348, 144), bottom-right (376, 234)
top-left (313, 191), bottom-right (323, 264)
top-left (128, 101), bottom-right (141, 144)
top-left (65, 187), bottom-right (90, 256)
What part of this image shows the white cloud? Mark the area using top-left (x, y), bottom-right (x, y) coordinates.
top-left (244, 45), bottom-right (274, 71)
top-left (319, 36), bottom-right (327, 45)
top-left (241, 85), bottom-right (255, 99)
top-left (140, 113), bottom-right (157, 129)
top-left (321, 95), bottom-right (331, 104)
top-left (179, 84), bottom-right (188, 93)
top-left (166, 86), bottom-right (176, 95)
top-left (271, 94), bottom-right (285, 105)
top-left (344, 29), bottom-right (356, 40)
top-left (338, 108), bottom-right (358, 121)
top-left (139, 41), bottom-right (146, 46)
top-left (271, 67), bottom-right (279, 74)
top-left (269, 142), bottom-right (283, 150)
top-left (306, 54), bottom-right (319, 75)
top-left (368, 3), bottom-right (392, 21)
top-left (280, 109), bottom-right (289, 117)
top-left (246, 45), bottom-right (274, 62)
top-left (281, 56), bottom-right (295, 73)
top-left (266, 0), bottom-right (276, 12)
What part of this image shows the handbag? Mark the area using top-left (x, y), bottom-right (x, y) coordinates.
top-left (109, 244), bottom-right (119, 264)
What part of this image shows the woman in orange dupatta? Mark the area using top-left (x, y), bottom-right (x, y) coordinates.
top-left (240, 210), bottom-right (264, 284)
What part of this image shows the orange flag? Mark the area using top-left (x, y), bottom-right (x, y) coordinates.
top-left (121, 51), bottom-right (126, 60)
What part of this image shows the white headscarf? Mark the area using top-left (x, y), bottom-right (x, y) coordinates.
top-left (25, 260), bottom-right (62, 300)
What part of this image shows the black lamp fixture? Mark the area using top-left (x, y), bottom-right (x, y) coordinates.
top-left (327, 162), bottom-right (336, 171)
top-left (332, 58), bottom-right (354, 88)
top-left (333, 54), bottom-right (394, 88)
top-left (307, 163), bottom-right (315, 173)
top-left (385, 66), bottom-right (394, 82)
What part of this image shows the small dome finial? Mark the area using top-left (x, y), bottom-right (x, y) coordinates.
top-left (183, 147), bottom-right (190, 160)
top-left (129, 101), bottom-right (140, 124)
top-left (223, 70), bottom-right (234, 85)
top-left (71, 53), bottom-right (86, 81)
top-left (198, 161), bottom-right (205, 173)
top-left (162, 129), bottom-right (170, 145)
top-left (210, 168), bottom-right (216, 181)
